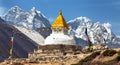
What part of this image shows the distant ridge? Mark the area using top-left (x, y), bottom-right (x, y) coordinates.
top-left (0, 17), bottom-right (5, 23)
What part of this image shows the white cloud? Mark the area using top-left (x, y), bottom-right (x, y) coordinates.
top-left (103, 22), bottom-right (111, 28)
top-left (0, 6), bottom-right (6, 16)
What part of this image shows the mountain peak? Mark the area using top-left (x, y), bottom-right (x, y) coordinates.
top-left (103, 22), bottom-right (111, 28)
top-left (76, 16), bottom-right (91, 22)
top-left (68, 16), bottom-right (93, 30)
top-left (31, 7), bottom-right (36, 12)
top-left (13, 5), bottom-right (20, 8)
top-left (30, 7), bottom-right (41, 13)
top-left (29, 7), bottom-right (42, 16)
top-left (68, 16), bottom-right (91, 23)
top-left (9, 6), bottom-right (24, 13)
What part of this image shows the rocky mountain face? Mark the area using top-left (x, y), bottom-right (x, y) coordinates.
top-left (27, 7), bottom-right (51, 30)
top-left (2, 6), bottom-right (51, 29)
top-left (68, 16), bottom-right (117, 46)
top-left (0, 19), bottom-right (38, 61)
top-left (3, 6), bottom-right (27, 26)
top-left (2, 6), bottom-right (51, 38)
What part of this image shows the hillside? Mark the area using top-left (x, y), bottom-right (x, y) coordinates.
top-left (72, 48), bottom-right (120, 65)
top-left (0, 22), bottom-right (38, 61)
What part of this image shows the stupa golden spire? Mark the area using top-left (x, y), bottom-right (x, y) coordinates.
top-left (51, 10), bottom-right (69, 30)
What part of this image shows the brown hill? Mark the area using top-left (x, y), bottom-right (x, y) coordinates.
top-left (0, 20), bottom-right (38, 61)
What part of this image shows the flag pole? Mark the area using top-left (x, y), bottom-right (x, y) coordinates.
top-left (85, 28), bottom-right (93, 52)
top-left (9, 31), bottom-right (14, 58)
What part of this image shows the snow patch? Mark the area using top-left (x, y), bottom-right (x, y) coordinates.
top-left (103, 22), bottom-right (111, 34)
top-left (14, 26), bottom-right (45, 45)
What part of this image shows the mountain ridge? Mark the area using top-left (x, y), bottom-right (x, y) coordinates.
top-left (2, 6), bottom-right (51, 30)
top-left (68, 17), bottom-right (117, 45)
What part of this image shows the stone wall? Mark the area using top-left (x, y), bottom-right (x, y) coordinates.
top-left (28, 45), bottom-right (81, 62)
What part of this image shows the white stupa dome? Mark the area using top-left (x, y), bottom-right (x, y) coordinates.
top-left (44, 33), bottom-right (76, 45)
top-left (44, 11), bottom-right (76, 45)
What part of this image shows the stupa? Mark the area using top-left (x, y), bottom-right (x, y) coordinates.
top-left (44, 11), bottom-right (76, 45)
top-left (28, 11), bottom-right (81, 62)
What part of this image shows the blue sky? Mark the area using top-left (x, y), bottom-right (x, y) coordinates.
top-left (0, 0), bottom-right (120, 36)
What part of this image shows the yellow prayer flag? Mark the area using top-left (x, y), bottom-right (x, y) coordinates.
top-left (10, 48), bottom-right (12, 55)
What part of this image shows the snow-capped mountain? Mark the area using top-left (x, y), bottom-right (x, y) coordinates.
top-left (3, 6), bottom-right (28, 25)
top-left (2, 6), bottom-right (51, 30)
top-left (68, 17), bottom-right (93, 30)
top-left (27, 7), bottom-right (51, 30)
top-left (68, 16), bottom-right (116, 45)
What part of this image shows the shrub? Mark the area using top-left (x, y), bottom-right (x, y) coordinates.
top-left (117, 50), bottom-right (120, 55)
top-left (71, 51), bottom-right (100, 65)
top-left (115, 55), bottom-right (120, 61)
top-left (103, 60), bottom-right (118, 65)
top-left (12, 62), bottom-right (24, 65)
top-left (102, 49), bottom-right (117, 56)
top-left (82, 51), bottom-right (100, 62)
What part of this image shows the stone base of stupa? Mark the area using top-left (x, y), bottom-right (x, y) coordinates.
top-left (28, 44), bottom-right (81, 62)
